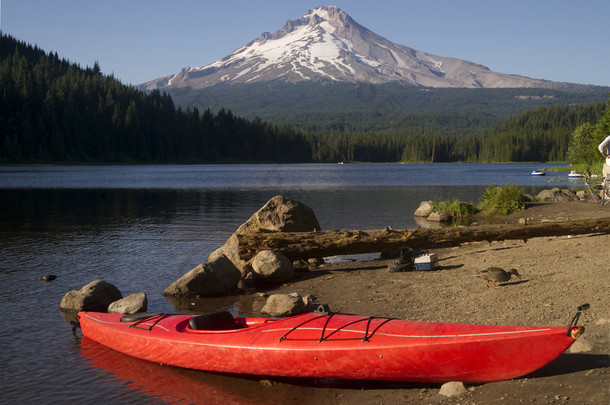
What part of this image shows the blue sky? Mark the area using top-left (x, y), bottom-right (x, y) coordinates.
top-left (2, 0), bottom-right (609, 86)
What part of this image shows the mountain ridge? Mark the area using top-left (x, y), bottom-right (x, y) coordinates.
top-left (140, 5), bottom-right (570, 91)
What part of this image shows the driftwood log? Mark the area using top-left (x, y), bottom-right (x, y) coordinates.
top-left (238, 217), bottom-right (610, 262)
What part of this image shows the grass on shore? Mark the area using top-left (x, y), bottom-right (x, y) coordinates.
top-left (430, 199), bottom-right (479, 218)
top-left (431, 184), bottom-right (527, 219)
top-left (544, 162), bottom-right (604, 176)
top-left (478, 184), bottom-right (526, 216)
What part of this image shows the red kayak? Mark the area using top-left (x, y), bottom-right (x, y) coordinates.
top-left (77, 307), bottom-right (585, 383)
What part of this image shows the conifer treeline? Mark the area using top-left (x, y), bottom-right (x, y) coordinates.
top-left (306, 102), bottom-right (606, 163)
top-left (0, 34), bottom-right (311, 163)
top-left (0, 33), bottom-right (606, 164)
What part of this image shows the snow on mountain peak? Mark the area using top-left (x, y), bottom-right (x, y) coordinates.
top-left (143, 5), bottom-right (556, 90)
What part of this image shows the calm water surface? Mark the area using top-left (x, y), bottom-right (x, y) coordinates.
top-left (0, 163), bottom-right (577, 404)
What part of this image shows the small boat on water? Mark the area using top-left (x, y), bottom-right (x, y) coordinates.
top-left (568, 171), bottom-right (584, 178)
top-left (76, 306), bottom-right (587, 384)
top-left (531, 170), bottom-right (546, 176)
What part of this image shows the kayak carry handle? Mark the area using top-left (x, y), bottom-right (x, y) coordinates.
top-left (566, 303), bottom-right (589, 337)
top-left (314, 304), bottom-right (331, 315)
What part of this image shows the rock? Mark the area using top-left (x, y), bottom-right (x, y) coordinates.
top-left (209, 195), bottom-right (321, 275)
top-left (414, 200), bottom-right (433, 217)
top-left (292, 262), bottom-right (307, 273)
top-left (536, 188), bottom-right (556, 201)
top-left (427, 211), bottom-right (452, 222)
top-left (59, 280), bottom-right (122, 312)
top-left (293, 257), bottom-right (322, 272)
top-left (537, 188), bottom-right (579, 202)
top-left (261, 293), bottom-right (306, 317)
top-left (559, 189), bottom-right (579, 201)
top-left (308, 257), bottom-right (325, 267)
top-left (108, 293), bottom-right (147, 314)
top-left (163, 254), bottom-right (241, 297)
top-left (252, 250), bottom-right (295, 284)
top-left (208, 245), bottom-right (244, 275)
top-left (438, 381), bottom-right (467, 397)
top-left (37, 274), bottom-right (56, 281)
top-left (302, 294), bottom-right (317, 306)
top-left (569, 336), bottom-right (592, 353)
top-left (576, 190), bottom-right (587, 200)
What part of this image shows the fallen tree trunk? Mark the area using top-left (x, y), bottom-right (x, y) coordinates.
top-left (238, 217), bottom-right (610, 262)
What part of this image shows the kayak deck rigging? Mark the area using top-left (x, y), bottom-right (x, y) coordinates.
top-left (121, 310), bottom-right (396, 343)
top-left (126, 313), bottom-right (168, 331)
top-left (278, 313), bottom-right (395, 343)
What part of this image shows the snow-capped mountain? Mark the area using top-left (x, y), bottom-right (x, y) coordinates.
top-left (141, 6), bottom-right (558, 90)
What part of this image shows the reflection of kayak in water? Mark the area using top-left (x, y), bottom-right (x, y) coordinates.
top-left (79, 337), bottom-right (259, 405)
top-left (77, 309), bottom-right (585, 384)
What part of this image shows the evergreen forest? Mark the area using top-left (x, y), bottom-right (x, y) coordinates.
top-left (1, 33), bottom-right (608, 164)
top-left (0, 34), bottom-right (312, 163)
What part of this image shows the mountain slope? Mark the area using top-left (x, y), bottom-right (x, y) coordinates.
top-left (141, 5), bottom-right (566, 90)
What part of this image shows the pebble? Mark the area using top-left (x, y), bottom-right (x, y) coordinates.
top-left (569, 336), bottom-right (592, 353)
top-left (438, 381), bottom-right (467, 397)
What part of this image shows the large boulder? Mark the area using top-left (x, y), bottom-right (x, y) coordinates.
top-left (261, 293), bottom-right (306, 317)
top-left (427, 211), bottom-right (452, 222)
top-left (251, 250), bottom-right (294, 284)
top-left (108, 293), bottom-right (147, 314)
top-left (537, 188), bottom-right (579, 202)
top-left (163, 254), bottom-right (241, 297)
top-left (414, 201), bottom-right (433, 217)
top-left (209, 195), bottom-right (321, 274)
top-left (60, 280), bottom-right (122, 312)
top-left (414, 200), bottom-right (451, 224)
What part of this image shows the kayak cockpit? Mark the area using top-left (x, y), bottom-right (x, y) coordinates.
top-left (188, 311), bottom-right (246, 331)
top-left (117, 311), bottom-right (275, 333)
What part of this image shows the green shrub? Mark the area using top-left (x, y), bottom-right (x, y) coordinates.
top-left (431, 198), bottom-right (479, 218)
top-left (478, 184), bottom-right (526, 216)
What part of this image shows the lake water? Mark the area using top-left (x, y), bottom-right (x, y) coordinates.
top-left (0, 163), bottom-right (578, 404)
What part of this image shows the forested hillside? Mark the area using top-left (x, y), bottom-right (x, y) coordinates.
top-left (480, 103), bottom-right (606, 162)
top-left (169, 81), bottom-right (608, 134)
top-left (307, 100), bottom-right (606, 163)
top-left (0, 33), bottom-right (607, 164)
top-left (0, 34), bottom-right (311, 163)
